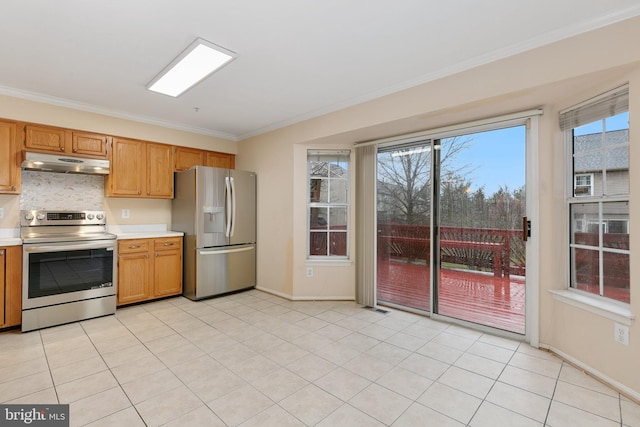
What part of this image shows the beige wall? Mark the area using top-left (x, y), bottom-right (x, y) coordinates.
top-left (238, 16), bottom-right (640, 395)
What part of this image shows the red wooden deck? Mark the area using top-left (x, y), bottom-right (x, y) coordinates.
top-left (377, 259), bottom-right (526, 334)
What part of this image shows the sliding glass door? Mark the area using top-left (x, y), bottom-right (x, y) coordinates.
top-left (376, 142), bottom-right (433, 312)
top-left (376, 124), bottom-right (528, 335)
top-left (435, 127), bottom-right (526, 334)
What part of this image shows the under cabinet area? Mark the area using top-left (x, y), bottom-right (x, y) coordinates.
top-left (117, 237), bottom-right (182, 306)
top-left (24, 124), bottom-right (110, 158)
top-left (1, 246), bottom-right (22, 329)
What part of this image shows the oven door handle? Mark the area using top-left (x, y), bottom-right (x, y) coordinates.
top-left (23, 240), bottom-right (116, 253)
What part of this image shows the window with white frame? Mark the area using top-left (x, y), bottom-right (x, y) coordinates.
top-left (574, 173), bottom-right (593, 196)
top-left (307, 150), bottom-right (350, 258)
top-left (561, 84), bottom-right (630, 303)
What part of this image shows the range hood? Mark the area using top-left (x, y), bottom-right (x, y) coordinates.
top-left (21, 152), bottom-right (110, 175)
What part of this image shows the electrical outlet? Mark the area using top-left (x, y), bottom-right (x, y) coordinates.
top-left (614, 322), bottom-right (629, 346)
top-left (306, 267), bottom-right (313, 278)
top-left (121, 209), bottom-right (130, 219)
top-left (0, 208), bottom-right (3, 219)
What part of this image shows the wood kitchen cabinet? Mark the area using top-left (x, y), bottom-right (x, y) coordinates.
top-left (107, 137), bottom-right (173, 198)
top-left (1, 246), bottom-right (22, 329)
top-left (174, 145), bottom-right (235, 171)
top-left (205, 151), bottom-right (235, 169)
top-left (117, 237), bottom-right (182, 306)
top-left (24, 124), bottom-right (109, 158)
top-left (0, 121), bottom-right (21, 194)
top-left (174, 146), bottom-right (204, 171)
top-left (153, 237), bottom-right (183, 297)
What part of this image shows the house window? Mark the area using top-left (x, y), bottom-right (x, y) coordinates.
top-left (561, 85), bottom-right (629, 303)
top-left (308, 150), bottom-right (350, 257)
top-left (574, 173), bottom-right (593, 196)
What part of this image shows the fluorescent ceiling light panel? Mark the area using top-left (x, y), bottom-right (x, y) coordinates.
top-left (147, 38), bottom-right (236, 97)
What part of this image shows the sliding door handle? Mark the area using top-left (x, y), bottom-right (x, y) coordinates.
top-left (522, 216), bottom-right (531, 241)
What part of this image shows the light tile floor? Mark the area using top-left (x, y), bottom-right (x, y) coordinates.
top-left (1, 289), bottom-right (639, 426)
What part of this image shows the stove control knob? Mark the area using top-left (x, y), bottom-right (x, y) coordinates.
top-left (25, 213), bottom-right (34, 221)
top-left (87, 213), bottom-right (95, 220)
top-left (96, 213), bottom-right (105, 220)
top-left (36, 213), bottom-right (46, 221)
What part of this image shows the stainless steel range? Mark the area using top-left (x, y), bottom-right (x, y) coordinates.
top-left (20, 210), bottom-right (117, 332)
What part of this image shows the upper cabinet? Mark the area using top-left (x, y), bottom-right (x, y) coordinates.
top-left (106, 137), bottom-right (173, 198)
top-left (0, 120), bottom-right (21, 194)
top-left (174, 146), bottom-right (204, 171)
top-left (25, 124), bottom-right (109, 158)
top-left (174, 146), bottom-right (235, 171)
top-left (206, 151), bottom-right (235, 169)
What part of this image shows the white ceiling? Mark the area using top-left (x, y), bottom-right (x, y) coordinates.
top-left (1, 1), bottom-right (639, 141)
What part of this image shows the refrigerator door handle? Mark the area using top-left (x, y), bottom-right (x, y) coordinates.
top-left (225, 176), bottom-right (232, 237)
top-left (230, 176), bottom-right (237, 237)
top-left (199, 246), bottom-right (254, 255)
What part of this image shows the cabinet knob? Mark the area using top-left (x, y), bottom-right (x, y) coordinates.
top-left (145, 254), bottom-right (149, 259)
top-left (11, 186), bottom-right (16, 191)
top-left (73, 148), bottom-right (78, 153)
top-left (128, 245), bottom-right (140, 249)
top-left (0, 250), bottom-right (4, 255)
top-left (138, 190), bottom-right (141, 195)
top-left (60, 147), bottom-right (65, 151)
top-left (147, 191), bottom-right (150, 195)
top-left (156, 252), bottom-right (159, 257)
top-left (163, 242), bottom-right (173, 246)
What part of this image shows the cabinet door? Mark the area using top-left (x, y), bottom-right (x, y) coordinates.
top-left (108, 138), bottom-right (146, 197)
top-left (25, 125), bottom-right (68, 153)
top-left (117, 251), bottom-right (151, 305)
top-left (205, 151), bottom-right (235, 169)
top-left (0, 121), bottom-right (20, 194)
top-left (154, 246), bottom-right (182, 297)
top-left (72, 132), bottom-right (109, 158)
top-left (146, 143), bottom-right (173, 198)
top-left (3, 246), bottom-right (22, 327)
top-left (0, 248), bottom-right (5, 327)
top-left (174, 146), bottom-right (204, 171)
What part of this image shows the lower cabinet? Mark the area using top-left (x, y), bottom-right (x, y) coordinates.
top-left (117, 237), bottom-right (182, 306)
top-left (1, 246), bottom-right (22, 329)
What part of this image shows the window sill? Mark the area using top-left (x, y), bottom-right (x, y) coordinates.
top-left (306, 259), bottom-right (352, 267)
top-left (549, 289), bottom-right (634, 326)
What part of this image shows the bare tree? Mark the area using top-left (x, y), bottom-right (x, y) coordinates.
top-left (377, 136), bottom-right (473, 225)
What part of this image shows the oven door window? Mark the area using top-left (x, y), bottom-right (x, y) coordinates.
top-left (28, 248), bottom-right (114, 298)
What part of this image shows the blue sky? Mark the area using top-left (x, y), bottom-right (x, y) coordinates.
top-left (444, 126), bottom-right (526, 196)
top-left (442, 112), bottom-right (629, 196)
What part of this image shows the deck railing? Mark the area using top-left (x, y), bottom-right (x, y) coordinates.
top-left (376, 223), bottom-right (526, 278)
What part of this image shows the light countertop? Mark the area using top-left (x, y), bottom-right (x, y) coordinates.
top-left (107, 224), bottom-right (183, 240)
top-left (0, 226), bottom-right (183, 245)
top-left (0, 229), bottom-right (20, 246)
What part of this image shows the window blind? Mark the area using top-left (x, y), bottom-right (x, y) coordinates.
top-left (559, 84), bottom-right (629, 131)
top-left (355, 144), bottom-right (377, 307)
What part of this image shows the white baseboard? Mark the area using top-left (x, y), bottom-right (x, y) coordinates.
top-left (255, 286), bottom-right (355, 302)
top-left (541, 343), bottom-right (640, 402)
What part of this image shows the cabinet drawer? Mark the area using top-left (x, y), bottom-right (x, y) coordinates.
top-left (118, 240), bottom-right (150, 254)
top-left (154, 237), bottom-right (182, 250)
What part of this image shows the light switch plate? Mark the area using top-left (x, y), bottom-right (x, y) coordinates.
top-left (0, 208), bottom-right (3, 219)
top-left (306, 267), bottom-right (313, 278)
top-left (122, 209), bottom-right (130, 219)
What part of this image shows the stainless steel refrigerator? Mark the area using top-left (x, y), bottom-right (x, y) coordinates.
top-left (172, 166), bottom-right (256, 300)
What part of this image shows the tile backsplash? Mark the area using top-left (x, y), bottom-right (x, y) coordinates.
top-left (20, 171), bottom-right (105, 211)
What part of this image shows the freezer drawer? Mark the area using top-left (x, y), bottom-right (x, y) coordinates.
top-left (189, 244), bottom-right (256, 300)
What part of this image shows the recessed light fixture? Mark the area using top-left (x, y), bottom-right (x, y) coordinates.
top-left (147, 38), bottom-right (236, 97)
